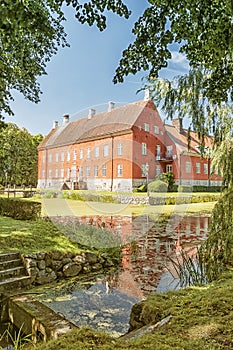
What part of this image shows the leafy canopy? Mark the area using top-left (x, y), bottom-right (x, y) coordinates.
top-left (0, 0), bottom-right (130, 118)
top-left (114, 0), bottom-right (233, 104)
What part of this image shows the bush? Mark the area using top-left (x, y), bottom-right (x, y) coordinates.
top-left (133, 184), bottom-right (147, 193)
top-left (178, 185), bottom-right (193, 192)
top-left (148, 180), bottom-right (168, 193)
top-left (0, 197), bottom-right (41, 220)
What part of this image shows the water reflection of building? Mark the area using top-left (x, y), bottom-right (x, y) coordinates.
top-left (76, 214), bottom-right (210, 298)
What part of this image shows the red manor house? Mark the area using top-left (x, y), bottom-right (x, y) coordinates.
top-left (37, 96), bottom-right (221, 191)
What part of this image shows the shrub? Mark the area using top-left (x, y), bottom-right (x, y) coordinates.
top-left (134, 184), bottom-right (147, 193)
top-left (178, 185), bottom-right (193, 192)
top-left (148, 180), bottom-right (168, 193)
top-left (0, 197), bottom-right (41, 220)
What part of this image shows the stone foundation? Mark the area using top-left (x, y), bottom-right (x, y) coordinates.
top-left (22, 251), bottom-right (116, 285)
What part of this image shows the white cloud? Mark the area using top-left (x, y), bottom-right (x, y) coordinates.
top-left (170, 51), bottom-right (190, 70)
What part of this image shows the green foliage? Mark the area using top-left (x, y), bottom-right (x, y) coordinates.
top-left (0, 123), bottom-right (43, 186)
top-left (133, 184), bottom-right (147, 193)
top-left (63, 190), bottom-right (117, 203)
top-left (114, 1), bottom-right (233, 104)
top-left (168, 246), bottom-right (208, 288)
top-left (157, 172), bottom-right (175, 192)
top-left (0, 197), bottom-right (41, 220)
top-left (0, 0), bottom-right (130, 117)
top-left (0, 324), bottom-right (33, 350)
top-left (177, 185), bottom-right (192, 193)
top-left (148, 180), bottom-right (168, 193)
top-left (204, 190), bottom-right (233, 281)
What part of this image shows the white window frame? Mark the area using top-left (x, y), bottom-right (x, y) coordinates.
top-left (48, 154), bottom-right (52, 163)
top-left (103, 145), bottom-right (109, 157)
top-left (102, 164), bottom-right (106, 177)
top-left (80, 149), bottom-right (83, 159)
top-left (61, 152), bottom-right (65, 162)
top-left (94, 165), bottom-right (98, 177)
top-left (117, 143), bottom-right (122, 156)
top-left (86, 147), bottom-right (91, 159)
top-left (67, 151), bottom-right (70, 161)
top-left (60, 169), bottom-right (64, 178)
top-left (95, 146), bottom-right (100, 158)
top-left (73, 150), bottom-right (77, 161)
top-left (55, 153), bottom-right (59, 162)
top-left (55, 168), bottom-right (58, 178)
top-left (186, 161), bottom-right (191, 174)
top-left (154, 125), bottom-right (159, 134)
top-left (144, 123), bottom-right (149, 132)
top-left (86, 166), bottom-right (91, 177)
top-left (142, 142), bottom-right (147, 155)
top-left (117, 164), bottom-right (123, 177)
top-left (79, 166), bottom-right (83, 180)
top-left (166, 164), bottom-right (172, 173)
top-left (204, 163), bottom-right (208, 174)
top-left (196, 162), bottom-right (201, 174)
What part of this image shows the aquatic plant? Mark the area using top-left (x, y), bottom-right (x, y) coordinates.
top-left (0, 324), bottom-right (34, 350)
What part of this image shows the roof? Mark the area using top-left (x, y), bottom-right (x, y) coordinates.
top-left (38, 100), bottom-right (149, 150)
top-left (164, 124), bottom-right (213, 154)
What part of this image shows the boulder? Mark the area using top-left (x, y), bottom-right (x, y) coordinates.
top-left (63, 262), bottom-right (82, 277)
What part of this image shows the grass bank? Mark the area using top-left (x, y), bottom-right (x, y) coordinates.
top-left (34, 270), bottom-right (233, 350)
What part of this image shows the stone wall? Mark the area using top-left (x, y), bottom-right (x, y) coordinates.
top-left (22, 251), bottom-right (116, 285)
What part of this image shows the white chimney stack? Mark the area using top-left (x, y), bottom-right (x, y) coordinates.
top-left (53, 120), bottom-right (58, 128)
top-left (88, 108), bottom-right (96, 119)
top-left (144, 89), bottom-right (150, 101)
top-left (108, 101), bottom-right (115, 112)
top-left (62, 114), bottom-right (69, 125)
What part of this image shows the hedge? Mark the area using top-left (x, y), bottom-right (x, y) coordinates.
top-left (0, 197), bottom-right (41, 220)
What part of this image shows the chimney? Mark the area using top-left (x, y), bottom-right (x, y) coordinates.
top-left (53, 120), bottom-right (58, 128)
top-left (62, 114), bottom-right (69, 125)
top-left (172, 118), bottom-right (183, 133)
top-left (144, 89), bottom-right (150, 101)
top-left (88, 108), bottom-right (96, 119)
top-left (108, 101), bottom-right (115, 112)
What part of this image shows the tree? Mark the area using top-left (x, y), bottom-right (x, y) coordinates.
top-left (0, 0), bottom-right (130, 118)
top-left (114, 0), bottom-right (233, 104)
top-left (0, 124), bottom-right (43, 186)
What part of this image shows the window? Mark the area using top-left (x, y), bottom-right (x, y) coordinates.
top-left (166, 145), bottom-right (173, 157)
top-left (156, 145), bottom-right (161, 159)
top-left (48, 169), bottom-right (52, 178)
top-left (48, 154), bottom-right (52, 163)
top-left (95, 146), bottom-right (99, 158)
top-left (86, 166), bottom-right (91, 177)
top-left (94, 165), bottom-right (98, 177)
top-left (60, 169), bottom-right (64, 178)
top-left (104, 145), bottom-right (109, 157)
top-left (142, 142), bottom-right (147, 155)
top-left (55, 169), bottom-right (58, 178)
top-left (156, 165), bottom-right (161, 176)
top-left (42, 155), bottom-right (46, 164)
top-left (79, 166), bottom-right (83, 180)
top-left (55, 153), bottom-right (59, 162)
top-left (80, 149), bottom-right (83, 159)
top-left (117, 143), bottom-right (122, 156)
top-left (154, 126), bottom-right (159, 134)
top-left (61, 152), bottom-right (64, 162)
top-left (66, 168), bottom-right (70, 179)
top-left (141, 164), bottom-right (147, 177)
top-left (67, 151), bottom-right (70, 161)
top-left (186, 162), bottom-right (191, 173)
top-left (144, 123), bottom-right (149, 132)
top-left (87, 147), bottom-right (91, 159)
top-left (71, 166), bottom-right (76, 179)
top-left (166, 164), bottom-right (172, 173)
top-left (42, 170), bottom-right (45, 178)
top-left (117, 164), bottom-right (123, 177)
top-left (73, 150), bottom-right (77, 161)
top-left (196, 162), bottom-right (201, 174)
top-left (204, 163), bottom-right (208, 174)
top-left (102, 164), bottom-right (106, 177)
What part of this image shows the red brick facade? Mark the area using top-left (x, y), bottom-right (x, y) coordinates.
top-left (38, 100), bottom-right (221, 191)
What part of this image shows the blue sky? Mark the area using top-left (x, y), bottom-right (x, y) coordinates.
top-left (6, 0), bottom-right (189, 135)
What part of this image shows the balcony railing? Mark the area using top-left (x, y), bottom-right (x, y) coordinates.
top-left (155, 153), bottom-right (175, 161)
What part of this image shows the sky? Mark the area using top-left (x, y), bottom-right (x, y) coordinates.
top-left (5, 0), bottom-right (189, 136)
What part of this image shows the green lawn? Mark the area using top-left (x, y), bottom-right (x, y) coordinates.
top-left (0, 216), bottom-right (80, 254)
